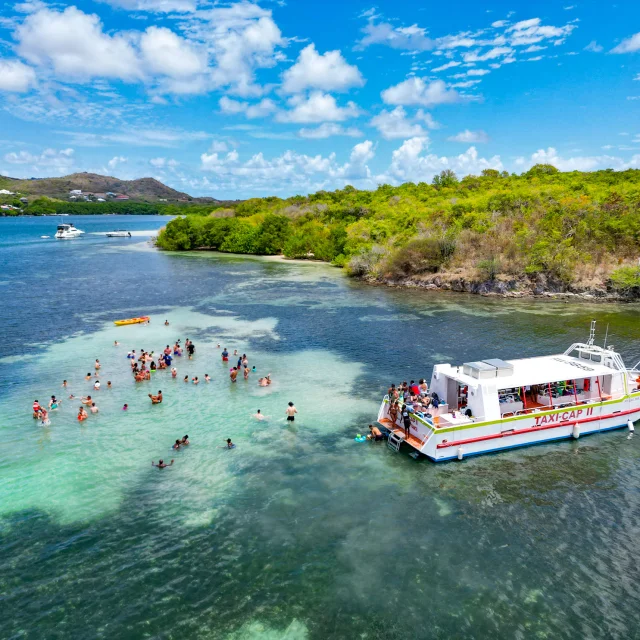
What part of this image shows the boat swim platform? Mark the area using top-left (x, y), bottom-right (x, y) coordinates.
top-left (378, 418), bottom-right (425, 451)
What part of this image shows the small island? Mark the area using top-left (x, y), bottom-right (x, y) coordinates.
top-left (155, 164), bottom-right (640, 301)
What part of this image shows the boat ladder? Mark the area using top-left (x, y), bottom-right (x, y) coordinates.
top-left (387, 431), bottom-right (405, 452)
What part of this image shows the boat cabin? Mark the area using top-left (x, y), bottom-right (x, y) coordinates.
top-left (429, 343), bottom-right (630, 423)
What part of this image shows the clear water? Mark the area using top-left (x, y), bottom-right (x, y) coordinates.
top-left (1, 216), bottom-right (640, 639)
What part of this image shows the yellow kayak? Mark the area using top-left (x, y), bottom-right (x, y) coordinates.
top-left (114, 316), bottom-right (149, 326)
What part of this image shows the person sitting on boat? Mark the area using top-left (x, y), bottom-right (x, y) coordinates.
top-left (418, 379), bottom-right (429, 396)
top-left (148, 390), bottom-right (163, 404)
top-left (367, 424), bottom-right (385, 441)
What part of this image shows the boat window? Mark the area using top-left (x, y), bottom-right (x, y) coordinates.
top-left (590, 354), bottom-right (602, 363)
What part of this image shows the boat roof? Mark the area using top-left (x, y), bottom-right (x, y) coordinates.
top-left (438, 353), bottom-right (619, 389)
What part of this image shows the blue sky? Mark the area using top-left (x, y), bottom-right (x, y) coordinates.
top-left (0, 0), bottom-right (639, 199)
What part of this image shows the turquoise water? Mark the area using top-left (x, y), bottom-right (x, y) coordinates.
top-left (1, 216), bottom-right (640, 639)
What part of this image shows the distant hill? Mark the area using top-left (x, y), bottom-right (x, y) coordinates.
top-left (0, 172), bottom-right (218, 203)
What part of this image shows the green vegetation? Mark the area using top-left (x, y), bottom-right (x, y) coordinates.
top-left (153, 166), bottom-right (640, 295)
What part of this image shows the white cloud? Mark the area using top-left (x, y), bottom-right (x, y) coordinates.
top-left (58, 127), bottom-right (210, 148)
top-left (101, 0), bottom-right (196, 13)
top-left (383, 137), bottom-right (502, 183)
top-left (192, 2), bottom-right (285, 97)
top-left (432, 61), bottom-right (461, 72)
top-left (491, 20), bottom-right (508, 28)
top-left (3, 147), bottom-right (75, 175)
top-left (463, 46), bottom-right (513, 62)
top-left (281, 44), bottom-right (364, 93)
top-left (524, 45), bottom-right (546, 53)
top-left (448, 129), bottom-right (490, 143)
top-left (298, 123), bottom-right (363, 138)
top-left (527, 56), bottom-right (544, 61)
top-left (276, 92), bottom-right (360, 123)
top-left (506, 17), bottom-right (577, 47)
top-left (209, 141), bottom-right (229, 152)
top-left (219, 96), bottom-right (278, 118)
top-left (0, 58), bottom-right (36, 92)
top-left (356, 19), bottom-right (434, 51)
top-left (381, 78), bottom-right (460, 107)
top-left (515, 147), bottom-right (640, 171)
top-left (139, 26), bottom-right (206, 80)
top-left (611, 32), bottom-right (640, 54)
top-left (149, 157), bottom-right (179, 168)
top-left (466, 68), bottom-right (490, 76)
top-left (107, 156), bottom-right (127, 169)
top-left (370, 106), bottom-right (430, 140)
top-left (16, 7), bottom-right (142, 81)
top-left (584, 40), bottom-right (604, 53)
top-left (199, 140), bottom-right (376, 192)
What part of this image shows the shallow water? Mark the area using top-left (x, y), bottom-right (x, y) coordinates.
top-left (1, 216), bottom-right (640, 639)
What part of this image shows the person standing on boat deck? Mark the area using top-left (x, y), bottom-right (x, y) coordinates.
top-left (402, 408), bottom-right (412, 439)
top-left (418, 379), bottom-right (429, 396)
top-left (389, 401), bottom-right (399, 426)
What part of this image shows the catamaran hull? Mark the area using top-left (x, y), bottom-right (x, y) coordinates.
top-left (379, 395), bottom-right (640, 462)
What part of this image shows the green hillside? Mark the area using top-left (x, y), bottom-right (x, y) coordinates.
top-left (155, 165), bottom-right (640, 297)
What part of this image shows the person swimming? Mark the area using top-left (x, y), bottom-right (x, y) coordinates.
top-left (95, 359), bottom-right (100, 370)
top-left (253, 409), bottom-right (266, 421)
top-left (85, 373), bottom-right (92, 381)
top-left (152, 459), bottom-right (174, 468)
top-left (251, 366), bottom-right (256, 373)
top-left (49, 395), bottom-right (59, 410)
top-left (226, 438), bottom-right (235, 449)
top-left (204, 374), bottom-right (211, 382)
top-left (122, 404), bottom-right (128, 411)
top-left (81, 395), bottom-right (92, 406)
top-left (78, 407), bottom-right (88, 421)
top-left (171, 368), bottom-right (177, 378)
top-left (192, 376), bottom-right (199, 385)
top-left (148, 391), bottom-right (163, 404)
top-left (183, 375), bottom-right (189, 383)
top-left (164, 320), bottom-right (169, 326)
top-left (230, 367), bottom-right (238, 382)
top-left (90, 402), bottom-right (99, 414)
top-left (222, 348), bottom-right (229, 362)
top-left (62, 380), bottom-right (68, 388)
top-left (107, 381), bottom-right (112, 389)
top-left (172, 439), bottom-right (181, 450)
top-left (94, 380), bottom-right (101, 390)
top-left (181, 435), bottom-right (189, 445)
top-left (114, 341), bottom-right (119, 346)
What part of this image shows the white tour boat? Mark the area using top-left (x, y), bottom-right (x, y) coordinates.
top-left (54, 223), bottom-right (84, 239)
top-left (378, 322), bottom-right (640, 462)
top-left (106, 230), bottom-right (132, 238)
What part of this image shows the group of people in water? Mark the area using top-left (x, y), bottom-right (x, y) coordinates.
top-left (31, 320), bottom-right (305, 471)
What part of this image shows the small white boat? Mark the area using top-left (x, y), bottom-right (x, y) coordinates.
top-left (55, 223), bottom-right (84, 239)
top-left (41, 235), bottom-right (50, 239)
top-left (106, 230), bottom-right (132, 238)
top-left (378, 321), bottom-right (640, 462)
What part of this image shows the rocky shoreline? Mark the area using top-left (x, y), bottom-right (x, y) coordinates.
top-left (362, 272), bottom-right (640, 302)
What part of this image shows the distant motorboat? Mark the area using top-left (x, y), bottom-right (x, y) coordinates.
top-left (55, 223), bottom-right (84, 239)
top-left (41, 235), bottom-right (50, 239)
top-left (106, 230), bottom-right (132, 238)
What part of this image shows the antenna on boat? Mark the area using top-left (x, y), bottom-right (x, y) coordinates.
top-left (603, 323), bottom-right (610, 350)
top-left (587, 320), bottom-right (596, 346)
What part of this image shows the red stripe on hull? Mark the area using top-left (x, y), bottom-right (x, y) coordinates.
top-left (436, 407), bottom-right (640, 449)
